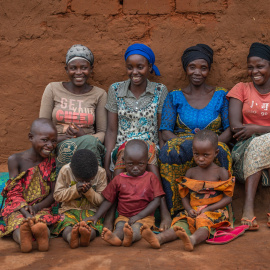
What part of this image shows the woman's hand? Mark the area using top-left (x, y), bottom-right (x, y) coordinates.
top-left (66, 123), bottom-right (86, 138)
top-left (233, 124), bottom-right (260, 141)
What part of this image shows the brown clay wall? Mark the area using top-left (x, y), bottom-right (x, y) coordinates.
top-left (0, 0), bottom-right (270, 166)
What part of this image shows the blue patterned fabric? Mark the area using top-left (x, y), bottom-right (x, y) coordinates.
top-left (159, 88), bottom-right (232, 216)
top-left (160, 87), bottom-right (229, 135)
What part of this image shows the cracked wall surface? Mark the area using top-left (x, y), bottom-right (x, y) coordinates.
top-left (0, 0), bottom-right (269, 165)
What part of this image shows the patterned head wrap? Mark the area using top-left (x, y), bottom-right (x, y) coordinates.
top-left (247, 42), bottom-right (270, 61)
top-left (66, 44), bottom-right (94, 66)
top-left (124, 43), bottom-right (161, 76)
top-left (181, 44), bottom-right (214, 72)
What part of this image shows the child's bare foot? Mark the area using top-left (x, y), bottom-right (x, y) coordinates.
top-left (30, 218), bottom-right (49, 252)
top-left (122, 223), bottom-right (133, 247)
top-left (70, 223), bottom-right (80, 249)
top-left (20, 218), bottom-right (33, 253)
top-left (140, 224), bottom-right (160, 249)
top-left (101, 227), bottom-right (122, 246)
top-left (174, 226), bottom-right (194, 251)
top-left (79, 221), bottom-right (92, 247)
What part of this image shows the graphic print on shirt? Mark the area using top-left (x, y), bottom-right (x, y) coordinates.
top-left (55, 98), bottom-right (94, 132)
top-left (247, 100), bottom-right (269, 117)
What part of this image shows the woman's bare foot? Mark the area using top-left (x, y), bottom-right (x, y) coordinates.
top-left (174, 226), bottom-right (194, 251)
top-left (101, 227), bottom-right (122, 246)
top-left (70, 223), bottom-right (80, 249)
top-left (29, 218), bottom-right (49, 252)
top-left (79, 221), bottom-right (92, 247)
top-left (20, 218), bottom-right (33, 253)
top-left (122, 223), bottom-right (133, 247)
top-left (140, 224), bottom-right (160, 249)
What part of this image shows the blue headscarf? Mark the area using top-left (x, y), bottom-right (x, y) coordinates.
top-left (124, 43), bottom-right (161, 76)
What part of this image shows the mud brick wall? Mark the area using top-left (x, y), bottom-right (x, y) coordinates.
top-left (0, 0), bottom-right (269, 165)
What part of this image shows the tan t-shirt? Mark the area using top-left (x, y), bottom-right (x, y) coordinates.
top-left (39, 82), bottom-right (107, 143)
top-left (54, 164), bottom-right (107, 214)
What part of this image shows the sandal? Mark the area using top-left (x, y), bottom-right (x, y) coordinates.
top-left (206, 226), bottom-right (246, 245)
top-left (267, 213), bottom-right (270, 228)
top-left (241, 217), bottom-right (259, 231)
top-left (217, 225), bottom-right (249, 233)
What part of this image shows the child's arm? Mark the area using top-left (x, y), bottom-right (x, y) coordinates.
top-left (8, 154), bottom-right (20, 178)
top-left (200, 195), bottom-right (232, 213)
top-left (53, 170), bottom-right (81, 203)
top-left (26, 182), bottom-right (56, 216)
top-left (182, 195), bottom-right (198, 218)
top-left (128, 196), bottom-right (161, 225)
top-left (84, 199), bottom-right (113, 224)
top-left (182, 170), bottom-right (198, 217)
top-left (219, 167), bottom-right (229, 181)
top-left (82, 169), bottom-right (107, 208)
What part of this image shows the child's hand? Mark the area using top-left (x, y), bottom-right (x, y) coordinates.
top-left (188, 209), bottom-right (198, 218)
top-left (82, 183), bottom-right (92, 193)
top-left (83, 216), bottom-right (98, 225)
top-left (20, 207), bottom-right (33, 218)
top-left (25, 205), bottom-right (40, 216)
top-left (128, 215), bottom-right (140, 226)
top-left (76, 182), bottom-right (91, 193)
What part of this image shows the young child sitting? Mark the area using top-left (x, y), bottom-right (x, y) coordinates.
top-left (141, 130), bottom-right (235, 251)
top-left (52, 149), bottom-right (107, 248)
top-left (88, 139), bottom-right (165, 247)
top-left (0, 118), bottom-right (60, 253)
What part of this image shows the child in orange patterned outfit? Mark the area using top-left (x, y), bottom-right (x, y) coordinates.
top-left (141, 129), bottom-right (235, 251)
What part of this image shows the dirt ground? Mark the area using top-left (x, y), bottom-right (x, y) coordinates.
top-left (1, 183), bottom-right (270, 270)
top-left (0, 219), bottom-right (269, 270)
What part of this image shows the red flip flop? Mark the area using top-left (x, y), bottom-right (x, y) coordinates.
top-left (241, 217), bottom-right (259, 231)
top-left (216, 225), bottom-right (249, 233)
top-left (206, 226), bottom-right (247, 245)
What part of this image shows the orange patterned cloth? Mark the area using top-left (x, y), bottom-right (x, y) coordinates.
top-left (0, 155), bottom-right (61, 236)
top-left (171, 173), bottom-right (235, 234)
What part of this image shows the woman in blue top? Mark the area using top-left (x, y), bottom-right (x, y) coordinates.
top-left (159, 44), bottom-right (232, 216)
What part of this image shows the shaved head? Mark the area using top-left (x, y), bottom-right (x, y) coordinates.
top-left (193, 129), bottom-right (218, 149)
top-left (124, 139), bottom-right (148, 158)
top-left (30, 118), bottom-right (57, 135)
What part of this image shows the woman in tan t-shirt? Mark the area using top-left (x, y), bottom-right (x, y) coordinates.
top-left (40, 44), bottom-right (107, 173)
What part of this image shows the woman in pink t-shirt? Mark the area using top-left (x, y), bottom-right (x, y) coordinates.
top-left (227, 42), bottom-right (270, 230)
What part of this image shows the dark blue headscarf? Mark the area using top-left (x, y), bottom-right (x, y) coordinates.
top-left (247, 42), bottom-right (270, 61)
top-left (181, 44), bottom-right (214, 72)
top-left (124, 43), bottom-right (161, 76)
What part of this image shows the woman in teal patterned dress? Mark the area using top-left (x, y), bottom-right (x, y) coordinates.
top-left (159, 44), bottom-right (232, 216)
top-left (104, 43), bottom-right (171, 230)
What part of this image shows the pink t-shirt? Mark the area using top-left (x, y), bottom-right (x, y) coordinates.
top-left (102, 171), bottom-right (165, 217)
top-left (227, 82), bottom-right (270, 125)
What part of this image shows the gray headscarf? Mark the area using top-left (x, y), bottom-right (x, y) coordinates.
top-left (66, 44), bottom-right (94, 66)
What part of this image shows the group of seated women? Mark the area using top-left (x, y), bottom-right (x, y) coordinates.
top-left (39, 41), bottom-right (270, 231)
